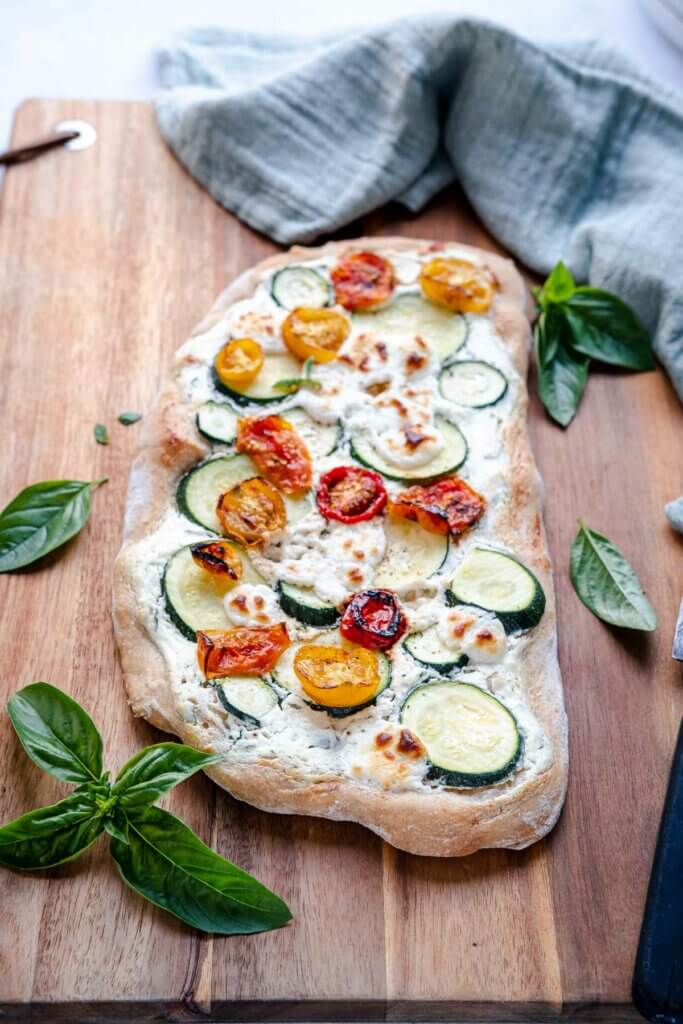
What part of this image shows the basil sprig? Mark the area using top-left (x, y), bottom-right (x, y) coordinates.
top-left (534, 263), bottom-right (654, 426)
top-left (570, 520), bottom-right (657, 631)
top-left (0, 683), bottom-right (291, 934)
top-left (273, 356), bottom-right (321, 394)
top-left (0, 478), bottom-right (107, 573)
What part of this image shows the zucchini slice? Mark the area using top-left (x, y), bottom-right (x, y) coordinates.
top-left (271, 266), bottom-right (331, 310)
top-left (447, 547), bottom-right (545, 632)
top-left (162, 544), bottom-right (263, 640)
top-left (177, 454), bottom-right (310, 533)
top-left (177, 455), bottom-right (255, 532)
top-left (373, 517), bottom-right (448, 590)
top-left (439, 361), bottom-right (508, 408)
top-left (273, 634), bottom-right (391, 718)
top-left (277, 581), bottom-right (339, 628)
top-left (350, 416), bottom-right (467, 482)
top-left (196, 401), bottom-right (239, 444)
top-left (213, 353), bottom-right (302, 405)
top-left (216, 676), bottom-right (279, 727)
top-left (401, 680), bottom-right (522, 788)
top-left (352, 293), bottom-right (467, 363)
top-left (284, 407), bottom-right (340, 460)
top-left (403, 625), bottom-right (467, 672)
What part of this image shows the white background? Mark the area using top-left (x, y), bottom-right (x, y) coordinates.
top-left (1, 0), bottom-right (683, 150)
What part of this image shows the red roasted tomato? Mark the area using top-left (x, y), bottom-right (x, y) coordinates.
top-left (196, 623), bottom-right (290, 678)
top-left (389, 476), bottom-right (486, 537)
top-left (340, 589), bottom-right (407, 651)
top-left (316, 465), bottom-right (387, 524)
top-left (331, 251), bottom-right (394, 311)
top-left (236, 414), bottom-right (312, 494)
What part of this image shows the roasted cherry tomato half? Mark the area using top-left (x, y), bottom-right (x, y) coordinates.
top-left (214, 337), bottom-right (264, 387)
top-left (282, 307), bottom-right (350, 364)
top-left (340, 589), bottom-right (407, 651)
top-left (331, 251), bottom-right (394, 311)
top-left (197, 623), bottom-right (290, 678)
top-left (419, 258), bottom-right (495, 313)
top-left (316, 465), bottom-right (387, 524)
top-left (389, 475), bottom-right (485, 537)
top-left (293, 643), bottom-right (380, 708)
top-left (236, 414), bottom-right (312, 495)
top-left (190, 539), bottom-right (243, 581)
top-left (216, 476), bottom-right (286, 546)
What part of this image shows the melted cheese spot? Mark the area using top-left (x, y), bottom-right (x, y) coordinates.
top-left (437, 605), bottom-right (507, 663)
top-left (223, 584), bottom-right (282, 627)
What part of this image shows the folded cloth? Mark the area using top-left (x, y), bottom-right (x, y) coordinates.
top-left (156, 16), bottom-right (683, 400)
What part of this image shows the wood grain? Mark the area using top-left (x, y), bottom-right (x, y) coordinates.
top-left (0, 99), bottom-right (680, 1024)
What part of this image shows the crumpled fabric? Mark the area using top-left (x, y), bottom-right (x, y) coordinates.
top-left (156, 16), bottom-right (683, 400)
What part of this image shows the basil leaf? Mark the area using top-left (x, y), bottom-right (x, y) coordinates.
top-left (0, 792), bottom-right (104, 870)
top-left (112, 743), bottom-right (221, 812)
top-left (8, 683), bottom-right (104, 784)
top-left (272, 377), bottom-right (321, 394)
top-left (117, 411), bottom-right (142, 426)
top-left (104, 808), bottom-right (130, 845)
top-left (534, 309), bottom-right (560, 368)
top-left (540, 261), bottom-right (575, 306)
top-left (565, 288), bottom-right (654, 371)
top-left (0, 478), bottom-right (107, 572)
top-left (570, 521), bottom-right (657, 630)
top-left (94, 423), bottom-right (109, 445)
top-left (111, 806), bottom-right (291, 935)
top-left (537, 338), bottom-right (589, 427)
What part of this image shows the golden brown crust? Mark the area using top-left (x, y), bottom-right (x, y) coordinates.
top-left (113, 236), bottom-right (568, 857)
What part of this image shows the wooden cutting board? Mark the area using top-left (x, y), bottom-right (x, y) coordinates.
top-left (0, 98), bottom-right (681, 1024)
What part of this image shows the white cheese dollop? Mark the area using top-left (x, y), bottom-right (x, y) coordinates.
top-left (436, 605), bottom-right (507, 664)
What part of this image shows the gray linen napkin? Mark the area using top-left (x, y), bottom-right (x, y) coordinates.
top-left (156, 16), bottom-right (683, 401)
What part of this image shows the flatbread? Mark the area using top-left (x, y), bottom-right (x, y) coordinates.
top-left (113, 237), bottom-right (568, 857)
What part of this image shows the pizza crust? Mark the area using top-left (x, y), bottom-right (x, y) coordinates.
top-left (113, 236), bottom-right (568, 857)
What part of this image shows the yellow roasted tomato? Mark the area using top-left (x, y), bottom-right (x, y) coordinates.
top-left (282, 307), bottom-right (350, 363)
top-left (214, 337), bottom-right (264, 387)
top-left (216, 477), bottom-right (286, 546)
top-left (419, 258), bottom-right (495, 313)
top-left (293, 643), bottom-right (380, 708)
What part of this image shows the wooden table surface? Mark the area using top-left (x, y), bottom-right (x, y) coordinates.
top-left (0, 98), bottom-right (681, 1024)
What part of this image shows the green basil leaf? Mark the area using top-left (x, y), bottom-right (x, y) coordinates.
top-left (112, 743), bottom-right (221, 812)
top-left (537, 338), bottom-right (589, 427)
top-left (0, 792), bottom-right (104, 870)
top-left (94, 423), bottom-right (109, 445)
top-left (540, 261), bottom-right (575, 305)
top-left (111, 806), bottom-right (291, 935)
top-left (0, 478), bottom-right (107, 572)
top-left (533, 308), bottom-right (562, 368)
top-left (272, 377), bottom-right (321, 394)
top-left (104, 808), bottom-right (130, 845)
top-left (570, 521), bottom-right (657, 630)
top-left (8, 683), bottom-right (104, 784)
top-left (565, 288), bottom-right (654, 371)
top-left (117, 411), bottom-right (142, 426)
